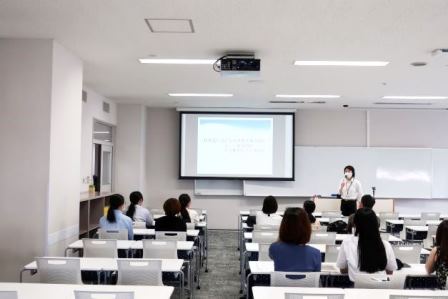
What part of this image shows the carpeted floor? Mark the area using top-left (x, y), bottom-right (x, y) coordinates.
top-left (192, 230), bottom-right (241, 299)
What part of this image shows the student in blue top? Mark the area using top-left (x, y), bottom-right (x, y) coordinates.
top-left (269, 207), bottom-right (321, 272)
top-left (99, 194), bottom-right (133, 240)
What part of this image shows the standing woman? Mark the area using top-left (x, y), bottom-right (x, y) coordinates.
top-left (338, 165), bottom-right (363, 216)
top-left (426, 220), bottom-right (448, 288)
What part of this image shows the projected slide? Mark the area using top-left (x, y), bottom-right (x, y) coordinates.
top-left (197, 117), bottom-right (274, 175)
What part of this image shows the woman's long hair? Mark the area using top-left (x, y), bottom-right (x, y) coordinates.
top-left (435, 220), bottom-right (448, 264)
top-left (126, 191), bottom-right (143, 220)
top-left (354, 208), bottom-right (387, 272)
top-left (107, 194), bottom-right (125, 223)
top-left (179, 193), bottom-right (191, 223)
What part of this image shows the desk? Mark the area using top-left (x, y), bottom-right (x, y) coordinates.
top-left (0, 282), bottom-right (174, 299)
top-left (133, 229), bottom-right (200, 238)
top-left (252, 287), bottom-right (448, 299)
top-left (244, 233), bottom-right (402, 244)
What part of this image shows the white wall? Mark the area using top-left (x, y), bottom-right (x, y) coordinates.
top-left (80, 87), bottom-right (117, 192)
top-left (46, 42), bottom-right (83, 255)
top-left (138, 108), bottom-right (448, 230)
top-left (115, 104), bottom-right (147, 200)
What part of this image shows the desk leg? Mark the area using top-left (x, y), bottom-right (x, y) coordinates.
top-left (178, 270), bottom-right (184, 299)
top-left (246, 272), bottom-right (255, 299)
top-left (205, 224), bottom-right (209, 272)
top-left (238, 215), bottom-right (241, 251)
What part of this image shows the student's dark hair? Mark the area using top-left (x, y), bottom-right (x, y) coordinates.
top-left (354, 208), bottom-right (387, 273)
top-left (361, 194), bottom-right (375, 209)
top-left (279, 208), bottom-right (312, 245)
top-left (107, 194), bottom-right (125, 223)
top-left (303, 200), bottom-right (316, 223)
top-left (179, 193), bottom-right (191, 223)
top-left (163, 198), bottom-right (181, 217)
top-left (344, 165), bottom-right (355, 177)
top-left (262, 195), bottom-right (278, 215)
top-left (435, 220), bottom-right (448, 264)
top-left (126, 191), bottom-right (143, 220)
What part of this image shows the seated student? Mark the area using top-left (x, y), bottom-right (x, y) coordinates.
top-left (155, 198), bottom-right (187, 232)
top-left (346, 194), bottom-right (379, 233)
top-left (99, 194), bottom-right (133, 240)
top-left (303, 200), bottom-right (321, 231)
top-left (179, 193), bottom-right (200, 224)
top-left (337, 208), bottom-right (397, 282)
top-left (269, 207), bottom-right (321, 272)
top-left (426, 220), bottom-right (448, 288)
top-left (247, 195), bottom-right (282, 227)
top-left (125, 191), bottom-right (154, 227)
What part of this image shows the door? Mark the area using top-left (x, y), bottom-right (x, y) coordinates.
top-left (100, 145), bottom-right (113, 192)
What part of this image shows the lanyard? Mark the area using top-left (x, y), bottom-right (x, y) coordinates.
top-left (345, 179), bottom-right (354, 196)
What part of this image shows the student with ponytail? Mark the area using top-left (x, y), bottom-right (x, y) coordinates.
top-left (179, 193), bottom-right (200, 224)
top-left (99, 194), bottom-right (133, 240)
top-left (126, 191), bottom-right (154, 227)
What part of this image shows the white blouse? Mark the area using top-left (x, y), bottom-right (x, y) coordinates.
top-left (339, 178), bottom-right (363, 200)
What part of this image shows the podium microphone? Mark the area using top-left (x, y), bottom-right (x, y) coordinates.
top-left (372, 186), bottom-right (376, 198)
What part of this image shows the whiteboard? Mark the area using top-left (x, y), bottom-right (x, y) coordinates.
top-left (244, 146), bottom-right (434, 198)
top-left (194, 180), bottom-right (243, 196)
top-left (431, 149), bottom-right (448, 198)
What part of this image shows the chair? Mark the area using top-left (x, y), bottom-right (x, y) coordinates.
top-left (380, 232), bottom-right (391, 241)
top-left (252, 231), bottom-right (277, 244)
top-left (258, 243), bottom-right (272, 261)
top-left (117, 259), bottom-right (163, 286)
top-left (379, 212), bottom-right (399, 231)
top-left (142, 239), bottom-right (177, 259)
top-left (36, 257), bottom-right (82, 284)
top-left (423, 224), bottom-right (438, 248)
top-left (285, 294), bottom-right (344, 299)
top-left (389, 296), bottom-right (448, 299)
top-left (354, 273), bottom-right (406, 289)
top-left (186, 222), bottom-right (195, 230)
top-left (74, 291), bottom-right (134, 299)
top-left (322, 211), bottom-right (341, 218)
top-left (312, 225), bottom-right (328, 232)
top-left (400, 219), bottom-right (426, 240)
top-left (253, 224), bottom-right (280, 231)
top-left (392, 244), bottom-right (422, 264)
top-left (155, 231), bottom-right (187, 241)
top-left (98, 229), bottom-right (128, 240)
top-left (310, 232), bottom-right (336, 245)
top-left (82, 239), bottom-right (117, 258)
top-left (421, 212), bottom-right (441, 221)
top-left (0, 291), bottom-right (18, 299)
top-left (133, 221), bottom-right (146, 228)
top-left (249, 209), bottom-right (259, 216)
top-left (325, 245), bottom-right (341, 262)
top-left (271, 271), bottom-right (320, 287)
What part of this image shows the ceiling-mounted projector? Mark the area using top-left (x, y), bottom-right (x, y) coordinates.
top-left (213, 54), bottom-right (260, 77)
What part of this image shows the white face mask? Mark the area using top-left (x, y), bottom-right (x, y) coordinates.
top-left (345, 172), bottom-right (353, 180)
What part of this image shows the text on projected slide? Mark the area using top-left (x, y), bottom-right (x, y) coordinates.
top-left (197, 117), bottom-right (273, 175)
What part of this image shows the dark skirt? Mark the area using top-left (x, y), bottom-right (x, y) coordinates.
top-left (340, 199), bottom-right (357, 216)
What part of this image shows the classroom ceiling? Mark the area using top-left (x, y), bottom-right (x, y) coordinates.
top-left (1, 0), bottom-right (448, 109)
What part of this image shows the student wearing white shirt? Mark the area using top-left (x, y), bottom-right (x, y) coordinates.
top-left (338, 165), bottom-right (363, 216)
top-left (336, 208), bottom-right (397, 282)
top-left (255, 195), bottom-right (282, 226)
top-left (125, 191), bottom-right (154, 227)
top-left (179, 193), bottom-right (200, 224)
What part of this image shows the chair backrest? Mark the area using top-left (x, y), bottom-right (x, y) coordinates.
top-left (379, 212), bottom-right (399, 229)
top-left (142, 239), bottom-right (177, 259)
top-left (271, 271), bottom-right (320, 287)
top-left (155, 231), bottom-right (187, 241)
top-left (285, 294), bottom-right (344, 299)
top-left (310, 232), bottom-right (336, 245)
top-left (82, 239), bottom-right (118, 258)
top-left (421, 212), bottom-right (441, 220)
top-left (322, 211), bottom-right (341, 218)
top-left (186, 223), bottom-right (195, 230)
top-left (258, 243), bottom-right (272, 261)
top-left (403, 219), bottom-right (426, 226)
top-left (36, 257), bottom-right (82, 284)
top-left (98, 229), bottom-right (128, 240)
top-left (392, 244), bottom-right (422, 264)
top-left (253, 224), bottom-right (280, 231)
top-left (312, 225), bottom-right (328, 232)
top-left (325, 245), bottom-right (341, 262)
top-left (0, 291), bottom-right (18, 299)
top-left (389, 296), bottom-right (448, 299)
top-left (423, 225), bottom-right (439, 248)
top-left (133, 221), bottom-right (146, 229)
top-left (117, 259), bottom-right (163, 286)
top-left (252, 231), bottom-right (278, 244)
top-left (249, 209), bottom-right (259, 216)
top-left (354, 273), bottom-right (406, 289)
top-left (380, 232), bottom-right (391, 241)
top-left (74, 291), bottom-right (134, 299)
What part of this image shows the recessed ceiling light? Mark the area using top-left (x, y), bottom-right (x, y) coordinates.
top-left (382, 96), bottom-right (448, 100)
top-left (168, 93), bottom-right (233, 97)
top-left (275, 94), bottom-right (340, 98)
top-left (139, 58), bottom-right (215, 64)
top-left (294, 61), bottom-right (389, 67)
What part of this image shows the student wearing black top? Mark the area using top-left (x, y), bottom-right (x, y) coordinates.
top-left (303, 200), bottom-right (321, 230)
top-left (347, 194), bottom-right (379, 233)
top-left (155, 198), bottom-right (187, 232)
